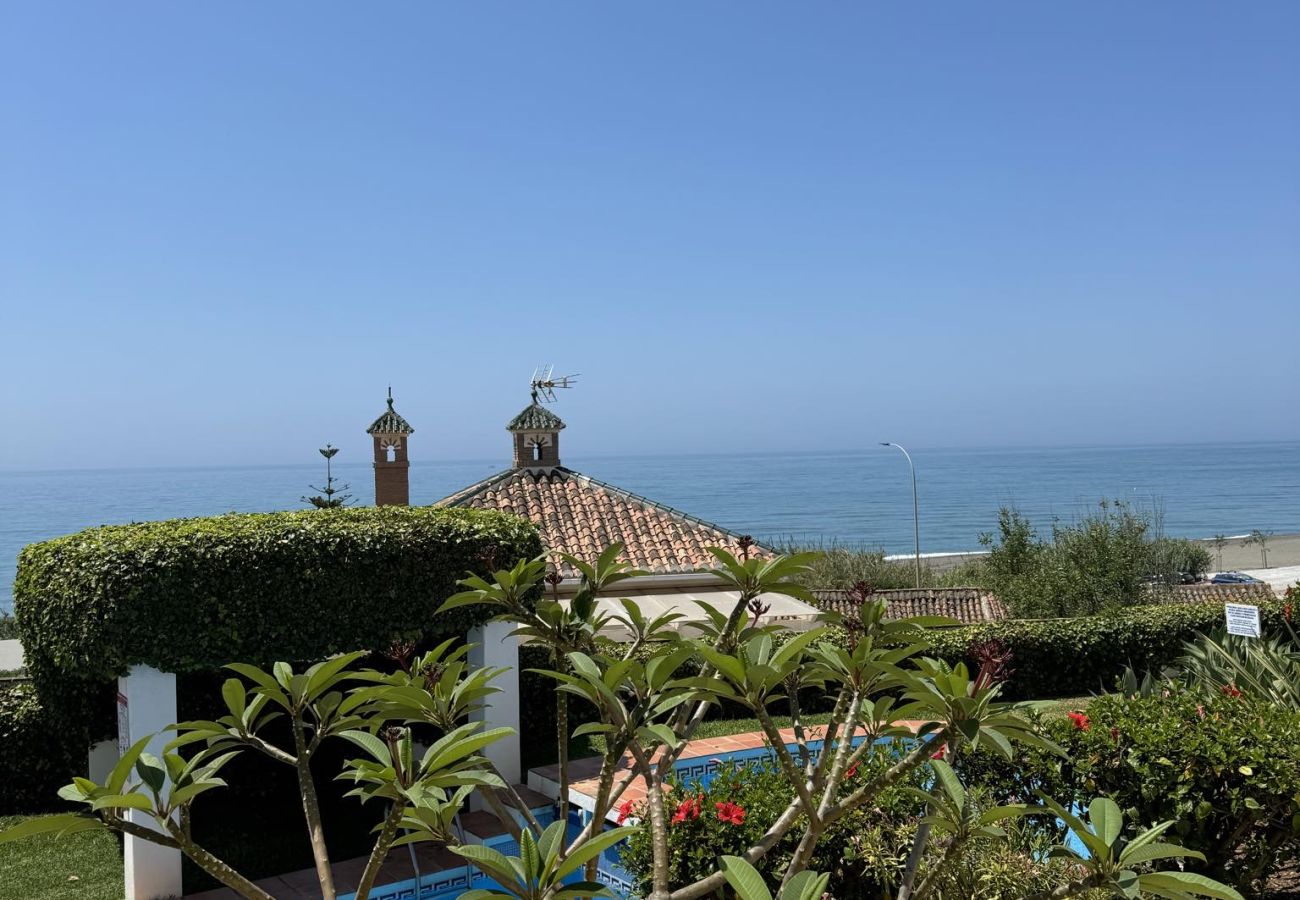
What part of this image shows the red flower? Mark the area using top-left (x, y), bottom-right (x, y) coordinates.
top-left (1284, 603), bottom-right (1292, 624)
top-left (671, 795), bottom-right (702, 825)
top-left (930, 743), bottom-right (948, 761)
top-left (616, 800), bottom-right (635, 825)
top-left (715, 801), bottom-right (746, 826)
top-left (1221, 684), bottom-right (1243, 699)
top-left (844, 763), bottom-right (859, 779)
top-left (1067, 712), bottom-right (1091, 731)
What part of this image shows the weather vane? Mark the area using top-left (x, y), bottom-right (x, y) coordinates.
top-left (530, 365), bottom-right (578, 403)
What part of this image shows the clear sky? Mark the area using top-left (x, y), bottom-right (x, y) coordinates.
top-left (2, 2), bottom-right (1297, 471)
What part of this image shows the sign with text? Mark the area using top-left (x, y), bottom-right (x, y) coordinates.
top-left (1224, 603), bottom-right (1261, 638)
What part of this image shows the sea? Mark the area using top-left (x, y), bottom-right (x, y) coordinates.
top-left (2, 441), bottom-right (1298, 614)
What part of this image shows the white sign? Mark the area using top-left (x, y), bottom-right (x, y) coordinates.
top-left (1225, 603), bottom-right (1260, 638)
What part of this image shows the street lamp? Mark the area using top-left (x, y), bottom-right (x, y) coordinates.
top-left (880, 442), bottom-right (921, 588)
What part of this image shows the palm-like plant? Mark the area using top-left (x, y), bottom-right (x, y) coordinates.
top-left (1026, 796), bottom-right (1244, 900)
top-left (1177, 622), bottom-right (1300, 710)
top-left (449, 819), bottom-right (635, 900)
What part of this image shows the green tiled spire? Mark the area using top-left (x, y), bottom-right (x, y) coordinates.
top-left (506, 402), bottom-right (565, 432)
top-left (367, 387), bottom-right (414, 435)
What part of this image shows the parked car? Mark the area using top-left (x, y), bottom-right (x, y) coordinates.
top-left (1210, 571), bottom-right (1263, 584)
top-left (1142, 571), bottom-right (1199, 585)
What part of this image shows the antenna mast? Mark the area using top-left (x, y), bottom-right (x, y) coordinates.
top-left (530, 365), bottom-right (579, 403)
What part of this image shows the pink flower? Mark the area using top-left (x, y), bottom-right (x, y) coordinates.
top-left (1196, 704), bottom-right (1206, 720)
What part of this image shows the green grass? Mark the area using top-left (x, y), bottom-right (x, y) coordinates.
top-left (0, 816), bottom-right (123, 900)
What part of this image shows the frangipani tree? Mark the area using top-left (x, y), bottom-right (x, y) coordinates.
top-left (1, 543), bottom-right (1245, 900)
top-left (442, 544), bottom-right (1242, 900)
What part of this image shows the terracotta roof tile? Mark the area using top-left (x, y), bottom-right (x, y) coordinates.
top-left (1157, 582), bottom-right (1276, 604)
top-left (811, 587), bottom-right (1006, 626)
top-left (435, 466), bottom-right (771, 576)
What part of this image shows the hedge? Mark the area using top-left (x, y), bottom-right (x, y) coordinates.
top-left (2, 506), bottom-right (542, 819)
top-left (0, 681), bottom-right (87, 813)
top-left (926, 598), bottom-right (1290, 700)
top-left (13, 505), bottom-right (543, 679)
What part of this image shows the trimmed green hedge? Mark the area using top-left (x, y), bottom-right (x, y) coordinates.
top-left (0, 681), bottom-right (86, 814)
top-left (927, 599), bottom-right (1290, 700)
top-left (14, 506), bottom-right (543, 679)
top-left (3, 506), bottom-right (541, 817)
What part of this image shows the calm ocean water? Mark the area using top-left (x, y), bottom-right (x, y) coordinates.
top-left (2, 442), bottom-right (1298, 613)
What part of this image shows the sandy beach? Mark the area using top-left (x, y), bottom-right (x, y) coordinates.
top-left (917, 532), bottom-right (1300, 576)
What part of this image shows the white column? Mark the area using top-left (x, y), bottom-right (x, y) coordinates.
top-left (118, 665), bottom-right (183, 900)
top-left (467, 621), bottom-right (522, 808)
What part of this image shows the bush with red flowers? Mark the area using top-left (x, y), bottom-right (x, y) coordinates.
top-left (619, 753), bottom-right (933, 898)
top-left (959, 691), bottom-right (1300, 895)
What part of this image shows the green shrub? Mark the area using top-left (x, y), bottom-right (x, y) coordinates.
top-left (926, 598), bottom-right (1289, 700)
top-left (777, 541), bottom-right (981, 591)
top-left (621, 752), bottom-right (1103, 900)
top-left (962, 691), bottom-right (1300, 894)
top-left (620, 752), bottom-right (928, 899)
top-left (981, 502), bottom-right (1152, 617)
top-left (0, 613), bottom-right (17, 640)
top-left (14, 506), bottom-right (542, 680)
top-left (7, 506), bottom-right (540, 820)
top-left (1146, 537), bottom-right (1213, 581)
top-left (1064, 691), bottom-right (1300, 893)
top-left (979, 501), bottom-right (1216, 617)
top-left (0, 682), bottom-right (86, 814)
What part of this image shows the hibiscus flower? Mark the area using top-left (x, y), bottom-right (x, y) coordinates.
top-left (715, 801), bottom-right (746, 826)
top-left (615, 800), bottom-right (635, 825)
top-left (1067, 711), bottom-right (1090, 731)
top-left (670, 795), bottom-right (702, 825)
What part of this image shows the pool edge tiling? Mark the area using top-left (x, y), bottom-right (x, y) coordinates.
top-left (528, 723), bottom-right (925, 820)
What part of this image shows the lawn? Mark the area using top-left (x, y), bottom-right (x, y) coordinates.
top-left (0, 815), bottom-right (123, 900)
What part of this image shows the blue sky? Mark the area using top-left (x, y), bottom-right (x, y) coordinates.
top-left (2, 2), bottom-right (1297, 471)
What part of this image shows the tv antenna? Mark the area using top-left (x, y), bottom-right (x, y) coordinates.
top-left (530, 365), bottom-right (578, 403)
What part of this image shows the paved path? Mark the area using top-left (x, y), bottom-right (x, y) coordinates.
top-left (0, 638), bottom-right (23, 671)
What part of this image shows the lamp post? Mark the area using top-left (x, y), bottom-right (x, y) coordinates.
top-left (880, 442), bottom-right (921, 588)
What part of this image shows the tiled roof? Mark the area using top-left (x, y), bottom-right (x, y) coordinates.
top-left (435, 466), bottom-right (770, 576)
top-left (811, 587), bottom-right (1007, 626)
top-left (367, 398), bottom-right (413, 435)
top-left (507, 403), bottom-right (566, 432)
top-left (1157, 582), bottom-right (1276, 604)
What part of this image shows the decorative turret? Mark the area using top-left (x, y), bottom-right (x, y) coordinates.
top-left (507, 398), bottom-right (565, 470)
top-left (367, 387), bottom-right (413, 506)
